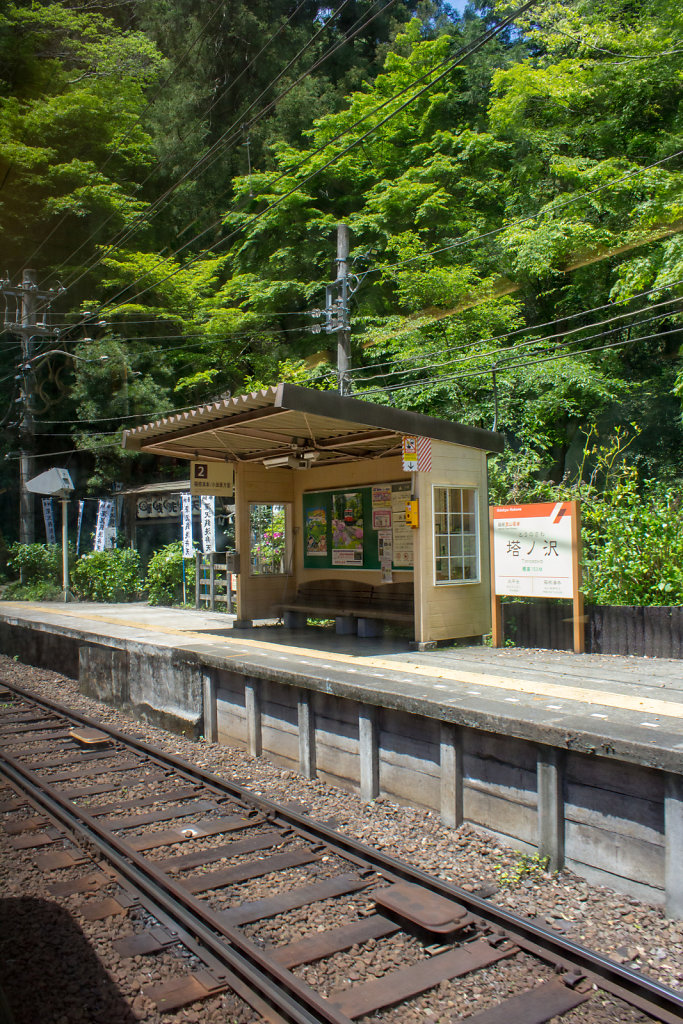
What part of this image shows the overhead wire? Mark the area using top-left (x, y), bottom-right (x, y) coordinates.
top-left (308, 287), bottom-right (683, 387)
top-left (355, 324), bottom-right (683, 401)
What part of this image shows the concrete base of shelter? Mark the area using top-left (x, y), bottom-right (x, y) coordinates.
top-left (1, 602), bottom-right (682, 918)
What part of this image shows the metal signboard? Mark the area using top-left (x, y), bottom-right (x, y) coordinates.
top-left (190, 460), bottom-right (234, 497)
top-left (490, 500), bottom-right (584, 653)
top-left (492, 501), bottom-right (575, 599)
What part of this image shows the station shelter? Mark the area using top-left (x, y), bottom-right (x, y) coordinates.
top-left (123, 383), bottom-right (503, 645)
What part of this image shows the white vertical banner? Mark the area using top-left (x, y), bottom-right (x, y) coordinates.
top-left (94, 499), bottom-right (114, 552)
top-left (181, 493), bottom-right (194, 557)
top-left (76, 500), bottom-right (84, 555)
top-left (42, 498), bottom-right (56, 545)
top-left (200, 495), bottom-right (215, 554)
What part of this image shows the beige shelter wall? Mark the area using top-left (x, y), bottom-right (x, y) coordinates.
top-left (292, 455), bottom-right (414, 585)
top-left (414, 440), bottom-right (491, 643)
top-left (235, 462), bottom-right (297, 621)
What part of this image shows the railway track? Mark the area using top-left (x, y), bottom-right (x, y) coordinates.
top-left (1, 678), bottom-right (681, 1024)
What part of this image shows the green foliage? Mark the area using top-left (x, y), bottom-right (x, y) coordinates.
top-left (70, 548), bottom-right (141, 602)
top-left (4, 579), bottom-right (62, 602)
top-left (497, 852), bottom-right (550, 888)
top-left (7, 543), bottom-right (62, 584)
top-left (144, 542), bottom-right (187, 606)
top-left (491, 427), bottom-right (683, 606)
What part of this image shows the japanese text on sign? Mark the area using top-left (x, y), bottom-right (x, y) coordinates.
top-left (492, 502), bottom-right (576, 599)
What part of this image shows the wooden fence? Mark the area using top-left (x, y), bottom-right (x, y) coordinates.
top-left (502, 601), bottom-right (683, 658)
top-left (195, 552), bottom-right (237, 613)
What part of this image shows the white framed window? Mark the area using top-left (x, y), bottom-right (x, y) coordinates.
top-left (433, 486), bottom-right (479, 584)
top-left (249, 503), bottom-right (291, 576)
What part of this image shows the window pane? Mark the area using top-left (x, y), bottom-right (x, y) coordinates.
top-left (434, 512), bottom-right (448, 534)
top-left (449, 558), bottom-right (464, 581)
top-left (434, 489), bottom-right (447, 514)
top-left (433, 486), bottom-right (479, 585)
top-left (462, 490), bottom-right (476, 515)
top-left (250, 503), bottom-right (288, 575)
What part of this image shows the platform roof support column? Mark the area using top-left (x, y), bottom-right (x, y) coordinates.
top-left (537, 746), bottom-right (565, 871)
top-left (298, 688), bottom-right (316, 780)
top-left (440, 723), bottom-right (464, 829)
top-left (665, 772), bottom-right (683, 919)
top-left (245, 678), bottom-right (262, 757)
top-left (359, 705), bottom-right (380, 803)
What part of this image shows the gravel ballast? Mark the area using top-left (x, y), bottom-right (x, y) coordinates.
top-left (0, 654), bottom-right (681, 1024)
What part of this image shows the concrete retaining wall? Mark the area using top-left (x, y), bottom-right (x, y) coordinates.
top-left (1, 617), bottom-right (680, 914)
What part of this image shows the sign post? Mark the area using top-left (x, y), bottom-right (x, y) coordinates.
top-left (490, 500), bottom-right (584, 653)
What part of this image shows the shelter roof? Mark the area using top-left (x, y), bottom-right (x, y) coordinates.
top-left (122, 383), bottom-right (503, 466)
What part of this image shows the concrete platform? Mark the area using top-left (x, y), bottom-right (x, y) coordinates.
top-left (1, 600), bottom-right (682, 914)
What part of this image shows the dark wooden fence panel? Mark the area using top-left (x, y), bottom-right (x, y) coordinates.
top-left (501, 602), bottom-right (683, 659)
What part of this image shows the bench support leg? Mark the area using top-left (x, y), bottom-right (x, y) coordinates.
top-left (357, 617), bottom-right (383, 639)
top-left (335, 615), bottom-right (356, 635)
top-left (283, 610), bottom-right (307, 629)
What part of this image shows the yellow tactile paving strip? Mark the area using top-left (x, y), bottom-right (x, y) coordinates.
top-left (7, 603), bottom-right (683, 723)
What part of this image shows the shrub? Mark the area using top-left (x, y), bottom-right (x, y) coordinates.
top-left (4, 579), bottom-right (62, 601)
top-left (7, 543), bottom-right (62, 584)
top-left (70, 548), bottom-right (141, 602)
top-left (144, 542), bottom-right (187, 606)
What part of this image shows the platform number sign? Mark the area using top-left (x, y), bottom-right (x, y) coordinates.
top-left (190, 460), bottom-right (234, 496)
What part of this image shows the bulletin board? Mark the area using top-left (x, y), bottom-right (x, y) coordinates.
top-left (302, 481), bottom-right (413, 571)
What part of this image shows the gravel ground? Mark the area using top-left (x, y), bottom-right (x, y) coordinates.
top-left (1, 654), bottom-right (682, 1024)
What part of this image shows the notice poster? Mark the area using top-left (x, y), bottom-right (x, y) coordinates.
top-left (332, 491), bottom-right (364, 566)
top-left (391, 482), bottom-right (413, 567)
top-left (305, 506), bottom-right (328, 556)
top-left (378, 530), bottom-right (393, 562)
top-left (372, 508), bottom-right (392, 529)
top-left (372, 485), bottom-right (391, 509)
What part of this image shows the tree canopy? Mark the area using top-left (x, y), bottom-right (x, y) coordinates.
top-left (1, 0), bottom-right (681, 546)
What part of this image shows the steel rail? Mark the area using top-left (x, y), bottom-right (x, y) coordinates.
top-left (2, 679), bottom-right (683, 1023)
top-left (0, 749), bottom-right (360, 1024)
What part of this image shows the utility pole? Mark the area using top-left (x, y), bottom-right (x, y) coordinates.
top-left (334, 224), bottom-right (351, 395)
top-left (308, 223), bottom-right (353, 395)
top-left (1, 270), bottom-right (63, 542)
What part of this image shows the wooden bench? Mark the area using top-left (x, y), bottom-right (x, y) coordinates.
top-left (279, 580), bottom-right (414, 636)
top-left (279, 580), bottom-right (373, 630)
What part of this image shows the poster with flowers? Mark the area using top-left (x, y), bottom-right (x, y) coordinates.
top-left (332, 491), bottom-right (364, 565)
top-left (305, 506), bottom-right (327, 556)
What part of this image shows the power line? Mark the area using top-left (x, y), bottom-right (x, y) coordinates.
top-left (311, 289), bottom-right (683, 388)
top-left (355, 323), bottom-right (683, 400)
top-left (306, 277), bottom-right (683, 384)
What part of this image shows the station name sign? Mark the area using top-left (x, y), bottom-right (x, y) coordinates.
top-left (190, 460), bottom-right (235, 497)
top-left (491, 501), bottom-right (576, 599)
